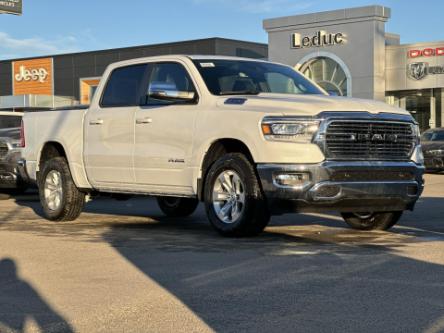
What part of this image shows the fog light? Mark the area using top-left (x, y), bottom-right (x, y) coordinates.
top-left (274, 172), bottom-right (310, 188)
top-left (407, 185), bottom-right (419, 196)
top-left (315, 184), bottom-right (341, 198)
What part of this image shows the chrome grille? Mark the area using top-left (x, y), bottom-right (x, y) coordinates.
top-left (0, 142), bottom-right (8, 160)
top-left (325, 121), bottom-right (415, 161)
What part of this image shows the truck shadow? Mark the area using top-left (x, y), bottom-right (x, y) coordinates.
top-left (6, 195), bottom-right (444, 332)
top-left (97, 198), bottom-right (444, 332)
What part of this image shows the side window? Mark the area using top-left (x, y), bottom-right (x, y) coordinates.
top-left (145, 63), bottom-right (197, 105)
top-left (101, 64), bottom-right (148, 107)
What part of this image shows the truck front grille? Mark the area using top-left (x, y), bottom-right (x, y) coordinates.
top-left (325, 121), bottom-right (415, 161)
top-left (0, 142), bottom-right (8, 160)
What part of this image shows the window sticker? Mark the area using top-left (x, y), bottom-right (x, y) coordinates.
top-left (200, 62), bottom-right (215, 68)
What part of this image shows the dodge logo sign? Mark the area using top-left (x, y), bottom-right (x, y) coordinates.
top-left (407, 62), bottom-right (428, 80)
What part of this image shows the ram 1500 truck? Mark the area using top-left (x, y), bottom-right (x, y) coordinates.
top-left (22, 55), bottom-right (425, 236)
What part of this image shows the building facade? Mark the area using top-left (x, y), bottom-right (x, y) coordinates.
top-left (1, 6), bottom-right (443, 132)
top-left (0, 38), bottom-right (267, 108)
top-left (264, 5), bottom-right (444, 132)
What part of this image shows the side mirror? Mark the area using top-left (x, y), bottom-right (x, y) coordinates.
top-left (148, 82), bottom-right (196, 102)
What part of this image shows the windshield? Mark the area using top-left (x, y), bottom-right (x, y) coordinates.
top-left (193, 59), bottom-right (324, 96)
top-left (0, 115), bottom-right (21, 140)
top-left (422, 131), bottom-right (444, 142)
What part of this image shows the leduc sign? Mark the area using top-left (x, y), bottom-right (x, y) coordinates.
top-left (291, 30), bottom-right (345, 49)
top-left (0, 0), bottom-right (22, 15)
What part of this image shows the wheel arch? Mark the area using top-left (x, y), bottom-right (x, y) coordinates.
top-left (197, 138), bottom-right (255, 201)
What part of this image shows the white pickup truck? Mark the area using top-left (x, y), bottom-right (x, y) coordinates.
top-left (21, 55), bottom-right (425, 236)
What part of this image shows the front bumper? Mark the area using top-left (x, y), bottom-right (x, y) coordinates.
top-left (257, 161), bottom-right (425, 214)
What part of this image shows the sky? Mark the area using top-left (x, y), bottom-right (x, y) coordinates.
top-left (0, 0), bottom-right (443, 60)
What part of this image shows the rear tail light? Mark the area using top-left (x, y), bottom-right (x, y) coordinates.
top-left (20, 120), bottom-right (25, 148)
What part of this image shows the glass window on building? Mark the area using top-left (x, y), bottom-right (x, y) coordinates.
top-left (300, 57), bottom-right (348, 96)
top-left (80, 77), bottom-right (101, 105)
top-left (386, 89), bottom-right (443, 133)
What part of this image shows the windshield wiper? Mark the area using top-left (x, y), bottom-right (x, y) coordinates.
top-left (218, 90), bottom-right (260, 96)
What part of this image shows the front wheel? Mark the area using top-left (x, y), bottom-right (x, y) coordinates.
top-left (156, 196), bottom-right (199, 217)
top-left (341, 211), bottom-right (403, 231)
top-left (39, 157), bottom-right (85, 221)
top-left (204, 153), bottom-right (270, 237)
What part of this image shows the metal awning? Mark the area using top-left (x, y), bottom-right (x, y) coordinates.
top-left (0, 95), bottom-right (77, 110)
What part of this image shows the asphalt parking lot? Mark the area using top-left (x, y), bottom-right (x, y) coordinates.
top-left (0, 174), bottom-right (443, 333)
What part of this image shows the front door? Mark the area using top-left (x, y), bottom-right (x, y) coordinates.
top-left (84, 64), bottom-right (148, 188)
top-left (133, 62), bottom-right (199, 194)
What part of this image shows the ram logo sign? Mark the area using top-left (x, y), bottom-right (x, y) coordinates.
top-left (407, 62), bottom-right (428, 81)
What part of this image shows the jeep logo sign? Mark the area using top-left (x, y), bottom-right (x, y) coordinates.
top-left (291, 30), bottom-right (345, 49)
top-left (15, 66), bottom-right (49, 83)
top-left (12, 57), bottom-right (54, 96)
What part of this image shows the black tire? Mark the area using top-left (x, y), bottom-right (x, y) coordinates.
top-left (341, 211), bottom-right (403, 231)
top-left (38, 157), bottom-right (85, 221)
top-left (156, 196), bottom-right (199, 217)
top-left (204, 153), bottom-right (270, 237)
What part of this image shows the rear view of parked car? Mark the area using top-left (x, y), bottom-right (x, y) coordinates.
top-left (421, 128), bottom-right (444, 172)
top-left (0, 112), bottom-right (28, 193)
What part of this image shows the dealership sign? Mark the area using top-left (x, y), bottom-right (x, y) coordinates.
top-left (0, 0), bottom-right (22, 15)
top-left (408, 47), bottom-right (444, 58)
top-left (12, 58), bottom-right (54, 96)
top-left (291, 30), bottom-right (345, 49)
top-left (407, 62), bottom-right (444, 80)
top-left (15, 66), bottom-right (48, 83)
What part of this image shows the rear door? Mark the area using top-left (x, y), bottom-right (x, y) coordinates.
top-left (133, 61), bottom-right (199, 194)
top-left (84, 64), bottom-right (149, 188)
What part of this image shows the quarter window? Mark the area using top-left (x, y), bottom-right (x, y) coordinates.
top-left (101, 64), bottom-right (148, 107)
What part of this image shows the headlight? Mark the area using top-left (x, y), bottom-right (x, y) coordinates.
top-left (261, 117), bottom-right (320, 143)
top-left (413, 124), bottom-right (421, 144)
top-left (411, 145), bottom-right (424, 165)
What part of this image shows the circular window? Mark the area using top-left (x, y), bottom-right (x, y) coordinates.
top-left (300, 57), bottom-right (348, 96)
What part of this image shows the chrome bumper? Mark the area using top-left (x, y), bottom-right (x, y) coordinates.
top-left (257, 161), bottom-right (425, 214)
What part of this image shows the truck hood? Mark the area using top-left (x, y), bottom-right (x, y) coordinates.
top-left (217, 93), bottom-right (409, 117)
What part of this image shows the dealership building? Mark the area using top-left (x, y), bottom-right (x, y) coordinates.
top-left (263, 5), bottom-right (444, 132)
top-left (1, 5), bottom-right (444, 132)
top-left (0, 38), bottom-right (267, 107)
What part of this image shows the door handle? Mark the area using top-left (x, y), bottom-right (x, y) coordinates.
top-left (89, 119), bottom-right (104, 125)
top-left (136, 117), bottom-right (152, 124)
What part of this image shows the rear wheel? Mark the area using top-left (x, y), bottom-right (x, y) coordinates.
top-left (204, 153), bottom-right (270, 237)
top-left (156, 196), bottom-right (199, 217)
top-left (39, 157), bottom-right (85, 221)
top-left (341, 211), bottom-right (403, 231)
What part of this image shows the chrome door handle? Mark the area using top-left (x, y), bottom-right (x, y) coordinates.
top-left (136, 117), bottom-right (152, 124)
top-left (89, 119), bottom-right (104, 125)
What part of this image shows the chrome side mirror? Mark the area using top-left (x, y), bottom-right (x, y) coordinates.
top-left (148, 82), bottom-right (196, 102)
